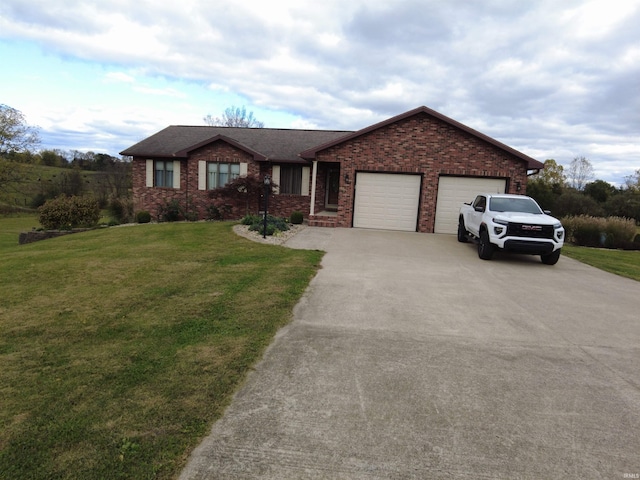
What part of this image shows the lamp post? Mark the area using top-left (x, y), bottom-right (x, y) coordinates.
top-left (263, 174), bottom-right (271, 239)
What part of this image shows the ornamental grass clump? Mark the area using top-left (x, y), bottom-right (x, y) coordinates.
top-left (562, 215), bottom-right (636, 249)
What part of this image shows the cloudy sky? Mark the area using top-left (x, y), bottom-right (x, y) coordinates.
top-left (1, 0), bottom-right (639, 185)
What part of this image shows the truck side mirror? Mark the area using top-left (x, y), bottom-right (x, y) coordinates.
top-left (474, 206), bottom-right (484, 212)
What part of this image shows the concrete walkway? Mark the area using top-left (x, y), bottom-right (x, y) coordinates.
top-left (180, 228), bottom-right (640, 479)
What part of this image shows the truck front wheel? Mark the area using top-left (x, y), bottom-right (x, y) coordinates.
top-left (478, 230), bottom-right (494, 260)
top-left (457, 218), bottom-right (469, 243)
top-left (541, 249), bottom-right (561, 265)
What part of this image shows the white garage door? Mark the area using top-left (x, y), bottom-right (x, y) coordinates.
top-left (353, 173), bottom-right (421, 231)
top-left (434, 176), bottom-right (506, 234)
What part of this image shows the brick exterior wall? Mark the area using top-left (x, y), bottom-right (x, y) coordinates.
top-left (131, 141), bottom-right (313, 221)
top-left (131, 112), bottom-right (530, 230)
top-left (313, 112), bottom-right (529, 233)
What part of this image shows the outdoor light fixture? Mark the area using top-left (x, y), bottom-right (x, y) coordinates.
top-left (263, 174), bottom-right (271, 239)
top-left (516, 181), bottom-right (522, 192)
top-left (344, 173), bottom-right (350, 184)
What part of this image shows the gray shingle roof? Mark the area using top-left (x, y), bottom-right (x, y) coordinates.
top-left (120, 126), bottom-right (353, 162)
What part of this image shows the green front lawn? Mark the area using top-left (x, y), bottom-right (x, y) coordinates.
top-left (0, 218), bottom-right (323, 479)
top-left (563, 244), bottom-right (640, 281)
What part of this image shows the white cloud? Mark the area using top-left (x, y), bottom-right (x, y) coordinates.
top-left (0, 0), bottom-right (638, 184)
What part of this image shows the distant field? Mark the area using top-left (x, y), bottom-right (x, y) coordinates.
top-left (0, 160), bottom-right (100, 208)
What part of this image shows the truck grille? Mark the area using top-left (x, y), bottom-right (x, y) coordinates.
top-left (506, 223), bottom-right (555, 239)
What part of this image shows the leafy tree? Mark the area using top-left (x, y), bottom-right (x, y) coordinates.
top-left (39, 150), bottom-right (69, 168)
top-left (526, 180), bottom-right (557, 212)
top-left (527, 159), bottom-right (565, 211)
top-left (584, 179), bottom-right (617, 203)
top-left (529, 159), bottom-right (565, 188)
top-left (605, 193), bottom-right (640, 221)
top-left (566, 156), bottom-right (594, 191)
top-left (203, 105), bottom-right (265, 128)
top-left (0, 104), bottom-right (40, 156)
top-left (554, 191), bottom-right (604, 218)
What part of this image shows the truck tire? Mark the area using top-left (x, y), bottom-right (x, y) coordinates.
top-left (541, 249), bottom-right (561, 265)
top-left (478, 229), bottom-right (494, 260)
top-left (457, 218), bottom-right (469, 243)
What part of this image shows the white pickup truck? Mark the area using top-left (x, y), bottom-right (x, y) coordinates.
top-left (458, 193), bottom-right (565, 264)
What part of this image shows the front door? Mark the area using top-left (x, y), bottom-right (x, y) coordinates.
top-left (325, 169), bottom-right (340, 210)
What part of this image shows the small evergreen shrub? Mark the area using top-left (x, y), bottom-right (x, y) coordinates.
top-left (246, 215), bottom-right (290, 236)
top-left (38, 195), bottom-right (100, 230)
top-left (290, 211), bottom-right (304, 224)
top-left (136, 211), bottom-right (151, 224)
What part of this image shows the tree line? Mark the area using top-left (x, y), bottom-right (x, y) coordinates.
top-left (528, 157), bottom-right (640, 222)
top-left (1, 104), bottom-right (131, 214)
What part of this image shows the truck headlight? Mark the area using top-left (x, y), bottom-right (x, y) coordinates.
top-left (493, 218), bottom-right (507, 236)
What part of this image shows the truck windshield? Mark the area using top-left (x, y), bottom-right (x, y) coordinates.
top-left (490, 197), bottom-right (542, 214)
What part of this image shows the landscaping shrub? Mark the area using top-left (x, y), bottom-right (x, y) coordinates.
top-left (38, 195), bottom-right (100, 230)
top-left (562, 215), bottom-right (636, 249)
top-left (108, 197), bottom-right (134, 224)
top-left (290, 211), bottom-right (304, 224)
top-left (206, 205), bottom-right (222, 220)
top-left (136, 211), bottom-right (151, 223)
top-left (158, 199), bottom-right (183, 222)
top-left (241, 214), bottom-right (261, 225)
top-left (246, 215), bottom-right (290, 236)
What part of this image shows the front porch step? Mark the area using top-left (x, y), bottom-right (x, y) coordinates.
top-left (308, 214), bottom-right (337, 228)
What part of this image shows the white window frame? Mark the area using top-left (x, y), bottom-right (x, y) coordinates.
top-left (146, 159), bottom-right (180, 188)
top-left (198, 161), bottom-right (244, 190)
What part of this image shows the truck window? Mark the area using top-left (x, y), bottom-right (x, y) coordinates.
top-left (472, 196), bottom-right (486, 211)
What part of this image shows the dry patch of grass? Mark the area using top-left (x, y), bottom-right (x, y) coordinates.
top-left (0, 218), bottom-right (323, 479)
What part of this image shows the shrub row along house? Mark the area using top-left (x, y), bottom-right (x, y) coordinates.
top-left (121, 106), bottom-right (544, 233)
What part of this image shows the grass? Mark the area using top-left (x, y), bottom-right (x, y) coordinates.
top-left (0, 216), bottom-right (323, 479)
top-left (563, 244), bottom-right (640, 281)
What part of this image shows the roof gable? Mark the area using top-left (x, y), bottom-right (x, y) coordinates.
top-left (299, 106), bottom-right (544, 170)
top-left (174, 134), bottom-right (267, 161)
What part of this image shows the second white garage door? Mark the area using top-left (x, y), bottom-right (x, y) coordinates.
top-left (434, 176), bottom-right (506, 234)
top-left (353, 173), bottom-right (421, 231)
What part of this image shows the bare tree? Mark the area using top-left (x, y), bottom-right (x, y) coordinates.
top-left (623, 168), bottom-right (640, 192)
top-left (566, 156), bottom-right (594, 191)
top-left (203, 105), bottom-right (265, 128)
top-left (0, 104), bottom-right (40, 156)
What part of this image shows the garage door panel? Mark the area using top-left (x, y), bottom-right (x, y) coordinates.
top-left (434, 177), bottom-right (506, 234)
top-left (354, 173), bottom-right (421, 232)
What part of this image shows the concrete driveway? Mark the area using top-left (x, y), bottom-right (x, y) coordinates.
top-left (180, 228), bottom-right (640, 479)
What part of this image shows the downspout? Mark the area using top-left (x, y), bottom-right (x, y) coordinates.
top-left (310, 160), bottom-right (318, 216)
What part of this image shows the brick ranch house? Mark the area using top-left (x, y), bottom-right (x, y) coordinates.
top-left (120, 106), bottom-right (544, 234)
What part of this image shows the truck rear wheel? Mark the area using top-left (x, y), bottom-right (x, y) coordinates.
top-left (478, 230), bottom-right (494, 260)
